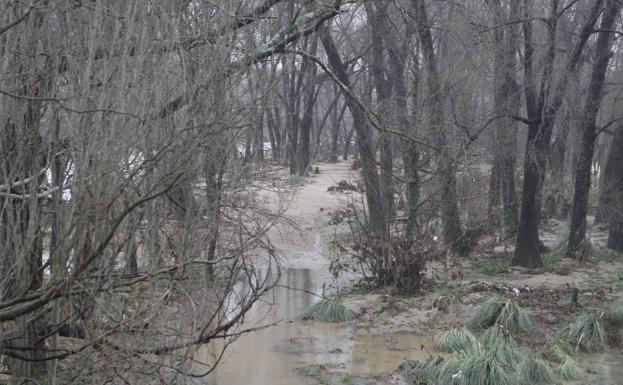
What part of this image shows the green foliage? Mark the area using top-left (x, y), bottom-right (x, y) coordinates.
top-left (417, 345), bottom-right (518, 385)
top-left (409, 344), bottom-right (519, 385)
top-left (435, 327), bottom-right (477, 353)
top-left (432, 284), bottom-right (462, 312)
top-left (552, 343), bottom-right (580, 381)
top-left (592, 248), bottom-right (622, 262)
top-left (568, 311), bottom-right (606, 351)
top-left (471, 259), bottom-right (509, 275)
top-left (481, 325), bottom-right (521, 364)
top-left (301, 297), bottom-right (354, 322)
top-left (296, 364), bottom-right (326, 378)
top-left (468, 295), bottom-right (532, 333)
top-left (517, 353), bottom-right (553, 384)
top-left (339, 372), bottom-right (354, 384)
top-left (457, 349), bottom-right (518, 385)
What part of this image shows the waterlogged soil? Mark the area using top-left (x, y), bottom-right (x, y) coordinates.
top-left (193, 162), bottom-right (435, 385)
top-left (194, 161), bottom-right (623, 385)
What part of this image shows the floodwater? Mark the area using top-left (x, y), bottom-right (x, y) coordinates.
top-left (194, 268), bottom-right (432, 385)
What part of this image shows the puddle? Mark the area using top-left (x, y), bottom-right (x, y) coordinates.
top-left (193, 268), bottom-right (432, 385)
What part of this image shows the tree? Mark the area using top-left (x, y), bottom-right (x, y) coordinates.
top-left (412, 0), bottom-right (463, 251)
top-left (513, 0), bottom-right (604, 268)
top-left (487, 0), bottom-right (520, 236)
top-left (0, 1), bottom-right (343, 383)
top-left (566, 0), bottom-right (622, 258)
top-left (606, 125), bottom-right (623, 251)
top-left (318, 24), bottom-right (387, 237)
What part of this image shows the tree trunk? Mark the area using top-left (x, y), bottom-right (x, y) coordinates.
top-left (488, 0), bottom-right (520, 236)
top-left (596, 128), bottom-right (619, 223)
top-left (366, 3), bottom-right (394, 220)
top-left (343, 125), bottom-right (354, 161)
top-left (297, 85), bottom-right (318, 175)
top-left (413, 0), bottom-right (463, 250)
top-left (607, 125), bottom-right (623, 251)
top-left (566, 0), bottom-right (621, 258)
top-left (330, 85), bottom-right (342, 162)
top-left (320, 25), bottom-right (386, 237)
top-left (513, 0), bottom-right (603, 267)
top-left (382, 10), bottom-right (418, 245)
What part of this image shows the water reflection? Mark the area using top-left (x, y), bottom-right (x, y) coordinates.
top-left (194, 268), bottom-right (431, 385)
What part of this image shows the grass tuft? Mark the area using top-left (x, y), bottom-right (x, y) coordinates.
top-left (296, 363), bottom-right (326, 378)
top-left (435, 327), bottom-right (477, 353)
top-left (517, 353), bottom-right (553, 384)
top-left (432, 284), bottom-right (462, 312)
top-left (568, 311), bottom-right (606, 351)
top-left (301, 297), bottom-right (354, 322)
top-left (481, 325), bottom-right (521, 364)
top-left (468, 295), bottom-right (531, 333)
top-left (411, 344), bottom-right (518, 385)
top-left (458, 350), bottom-right (518, 385)
top-left (552, 343), bottom-right (580, 381)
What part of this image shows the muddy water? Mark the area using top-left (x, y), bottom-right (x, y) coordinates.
top-left (195, 268), bottom-right (432, 385)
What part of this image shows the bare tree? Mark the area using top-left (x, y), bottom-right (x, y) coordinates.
top-left (566, 0), bottom-right (622, 258)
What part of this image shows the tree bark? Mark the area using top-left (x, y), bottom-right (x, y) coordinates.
top-left (606, 125), bottom-right (623, 251)
top-left (513, 0), bottom-right (603, 267)
top-left (366, 3), bottom-right (394, 221)
top-left (412, 0), bottom-right (463, 250)
top-left (566, 0), bottom-right (622, 258)
top-left (488, 0), bottom-right (520, 236)
top-left (319, 25), bottom-right (386, 237)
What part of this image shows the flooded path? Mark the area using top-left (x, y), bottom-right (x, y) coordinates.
top-left (195, 162), bottom-right (431, 385)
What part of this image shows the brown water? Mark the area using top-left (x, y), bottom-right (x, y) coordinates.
top-left (194, 268), bottom-right (432, 385)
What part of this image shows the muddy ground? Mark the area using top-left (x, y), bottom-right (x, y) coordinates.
top-left (203, 161), bottom-right (623, 385)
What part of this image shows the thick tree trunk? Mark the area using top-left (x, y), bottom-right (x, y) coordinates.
top-left (566, 0), bottom-right (621, 258)
top-left (366, 3), bottom-right (394, 220)
top-left (297, 86), bottom-right (318, 175)
top-left (383, 15), bottom-right (418, 245)
top-left (320, 26), bottom-right (386, 237)
top-left (513, 0), bottom-right (603, 267)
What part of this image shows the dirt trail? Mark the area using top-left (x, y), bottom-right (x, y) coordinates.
top-left (196, 162), bottom-right (431, 385)
top-left (270, 161), bottom-right (359, 271)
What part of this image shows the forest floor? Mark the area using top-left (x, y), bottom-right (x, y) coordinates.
top-left (210, 160), bottom-right (623, 385)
